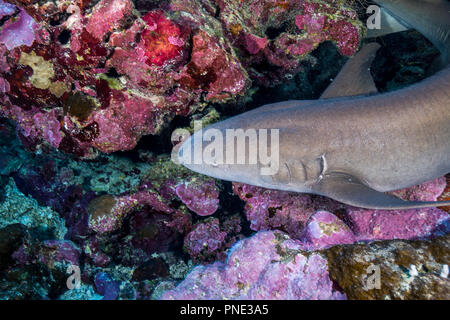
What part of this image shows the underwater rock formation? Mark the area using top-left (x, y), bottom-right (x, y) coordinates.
top-left (324, 233), bottom-right (450, 299)
top-left (234, 177), bottom-right (449, 242)
top-left (0, 0), bottom-right (39, 50)
top-left (87, 190), bottom-right (174, 234)
top-left (233, 182), bottom-right (345, 239)
top-left (163, 225), bottom-right (450, 300)
top-left (174, 178), bottom-right (219, 217)
top-left (300, 210), bottom-right (355, 250)
top-left (94, 272), bottom-right (120, 300)
top-left (184, 215), bottom-right (242, 264)
top-left (0, 0), bottom-right (362, 157)
top-left (162, 230), bottom-right (347, 300)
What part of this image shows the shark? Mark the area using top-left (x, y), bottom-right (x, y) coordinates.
top-left (177, 0), bottom-right (450, 210)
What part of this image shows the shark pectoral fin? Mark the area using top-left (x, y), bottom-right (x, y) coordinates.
top-left (312, 174), bottom-right (450, 210)
top-left (320, 43), bottom-right (381, 99)
top-left (365, 7), bottom-right (411, 39)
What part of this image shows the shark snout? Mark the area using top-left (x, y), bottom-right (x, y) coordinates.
top-left (175, 122), bottom-right (281, 182)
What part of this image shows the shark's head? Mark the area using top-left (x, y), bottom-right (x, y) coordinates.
top-left (177, 116), bottom-right (282, 186)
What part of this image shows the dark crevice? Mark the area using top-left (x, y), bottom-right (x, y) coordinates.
top-left (57, 29), bottom-right (72, 45)
top-left (266, 23), bottom-right (287, 40)
top-left (0, 7), bottom-right (20, 27)
top-left (117, 114), bottom-right (191, 159)
top-left (105, 67), bottom-right (120, 78)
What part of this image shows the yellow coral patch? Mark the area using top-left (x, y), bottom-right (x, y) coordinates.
top-left (49, 81), bottom-right (69, 98)
top-left (19, 52), bottom-right (55, 90)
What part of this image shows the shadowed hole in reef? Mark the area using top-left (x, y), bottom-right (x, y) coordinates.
top-left (219, 181), bottom-right (253, 237)
top-left (370, 30), bottom-right (440, 92)
top-left (266, 23), bottom-right (287, 40)
top-left (116, 114), bottom-right (191, 159)
top-left (105, 67), bottom-right (120, 78)
top-left (133, 0), bottom-right (166, 15)
top-left (243, 41), bottom-right (348, 113)
top-left (57, 29), bottom-right (72, 45)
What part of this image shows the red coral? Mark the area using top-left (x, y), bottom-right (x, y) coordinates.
top-left (141, 10), bottom-right (185, 67)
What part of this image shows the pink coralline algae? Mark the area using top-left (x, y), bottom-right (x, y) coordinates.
top-left (141, 10), bottom-right (186, 67)
top-left (184, 218), bottom-right (227, 263)
top-left (85, 0), bottom-right (133, 41)
top-left (0, 0), bottom-right (39, 50)
top-left (12, 239), bottom-right (81, 268)
top-left (294, 1), bottom-right (361, 56)
top-left (234, 177), bottom-right (449, 243)
top-left (347, 176), bottom-right (449, 241)
top-left (141, 158), bottom-right (221, 218)
top-left (162, 230), bottom-right (346, 300)
top-left (175, 178), bottom-right (219, 216)
top-left (300, 210), bottom-right (355, 250)
top-left (88, 91), bottom-right (161, 153)
top-left (184, 216), bottom-right (242, 263)
top-left (233, 182), bottom-right (343, 239)
top-left (0, 0), bottom-right (362, 157)
top-left (215, 0), bottom-right (363, 84)
top-left (347, 207), bottom-right (449, 242)
top-left (87, 190), bottom-right (173, 234)
top-left (162, 175), bottom-right (448, 300)
top-left (0, 0), bottom-right (250, 157)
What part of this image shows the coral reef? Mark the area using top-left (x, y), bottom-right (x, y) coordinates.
top-left (162, 230), bottom-right (346, 300)
top-left (184, 215), bottom-right (242, 263)
top-left (0, 0), bottom-right (362, 157)
top-left (162, 223), bottom-right (450, 300)
top-left (0, 178), bottom-right (67, 239)
top-left (324, 233), bottom-right (450, 299)
top-left (233, 182), bottom-right (344, 239)
top-left (0, 0), bottom-right (38, 50)
top-left (234, 177), bottom-right (449, 242)
top-left (300, 210), bottom-right (355, 250)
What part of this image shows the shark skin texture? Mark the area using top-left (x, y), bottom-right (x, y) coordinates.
top-left (178, 0), bottom-right (450, 210)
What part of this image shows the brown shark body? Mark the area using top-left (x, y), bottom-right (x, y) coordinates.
top-left (178, 0), bottom-right (450, 209)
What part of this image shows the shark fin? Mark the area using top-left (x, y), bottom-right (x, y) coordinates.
top-left (312, 173), bottom-right (450, 210)
top-left (320, 43), bottom-right (381, 99)
top-left (365, 7), bottom-right (411, 39)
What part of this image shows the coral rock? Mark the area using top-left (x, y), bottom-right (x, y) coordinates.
top-left (162, 230), bottom-right (346, 300)
top-left (175, 178), bottom-right (219, 217)
top-left (300, 211), bottom-right (355, 250)
top-left (141, 10), bottom-right (186, 67)
top-left (184, 218), bottom-right (227, 263)
top-left (234, 177), bottom-right (449, 242)
top-left (0, 0), bottom-right (39, 50)
top-left (324, 234), bottom-right (450, 299)
top-left (87, 190), bottom-right (172, 234)
top-left (94, 272), bottom-right (120, 300)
